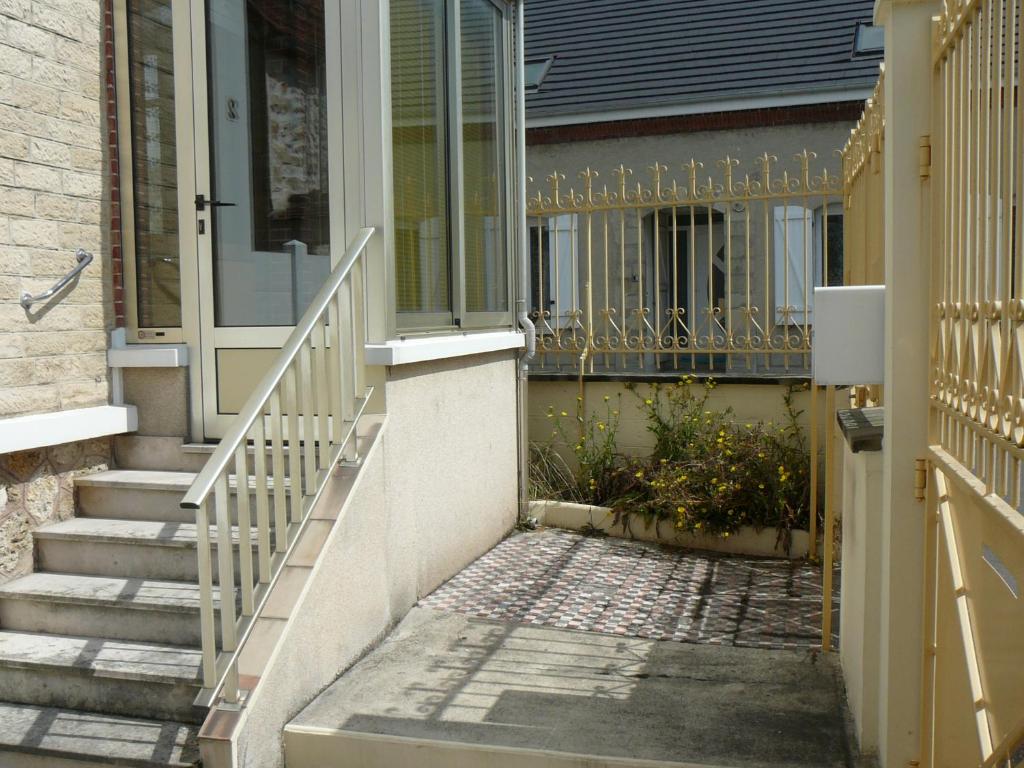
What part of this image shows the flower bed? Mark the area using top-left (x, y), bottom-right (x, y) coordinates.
top-left (530, 378), bottom-right (813, 556)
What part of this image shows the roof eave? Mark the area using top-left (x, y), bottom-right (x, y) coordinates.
top-left (525, 84), bottom-right (878, 129)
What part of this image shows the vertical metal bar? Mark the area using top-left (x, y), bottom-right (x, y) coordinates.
top-left (287, 363), bottom-right (302, 500)
top-left (352, 258), bottom-right (367, 397)
top-left (251, 415), bottom-right (271, 582)
top-left (214, 472), bottom-right (237, 653)
top-left (270, 389), bottom-right (288, 551)
top-left (195, 499), bottom-right (217, 688)
top-left (300, 341), bottom-right (317, 493)
top-left (314, 314), bottom-right (331, 470)
top-left (233, 443), bottom-right (254, 616)
top-left (822, 386), bottom-right (837, 652)
top-left (809, 383), bottom-right (819, 561)
top-left (335, 286), bottom-right (356, 421)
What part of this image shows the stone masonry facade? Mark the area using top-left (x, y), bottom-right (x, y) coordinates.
top-left (0, 0), bottom-right (110, 419)
top-left (0, 0), bottom-right (112, 585)
top-left (0, 438), bottom-right (109, 583)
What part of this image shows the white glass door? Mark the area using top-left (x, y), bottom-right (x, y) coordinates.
top-left (190, 0), bottom-right (333, 438)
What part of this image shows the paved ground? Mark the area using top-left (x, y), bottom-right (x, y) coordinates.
top-left (421, 528), bottom-right (835, 650)
top-left (291, 608), bottom-right (859, 768)
top-left (290, 529), bottom-right (861, 768)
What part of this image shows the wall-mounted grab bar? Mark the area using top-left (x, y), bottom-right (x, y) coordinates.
top-left (20, 248), bottom-right (93, 309)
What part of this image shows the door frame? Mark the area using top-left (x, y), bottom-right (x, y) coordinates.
top-left (167, 0), bottom-right (348, 440)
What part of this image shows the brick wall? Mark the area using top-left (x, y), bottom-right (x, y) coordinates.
top-left (0, 0), bottom-right (110, 419)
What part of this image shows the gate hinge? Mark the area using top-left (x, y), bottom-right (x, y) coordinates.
top-left (914, 458), bottom-right (929, 501)
top-left (919, 135), bottom-right (931, 179)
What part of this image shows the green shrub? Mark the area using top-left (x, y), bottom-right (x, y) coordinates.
top-left (529, 378), bottom-right (812, 547)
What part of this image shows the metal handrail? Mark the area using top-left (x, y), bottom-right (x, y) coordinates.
top-left (182, 227), bottom-right (373, 510)
top-left (20, 248), bottom-right (93, 308)
top-left (180, 226), bottom-right (375, 708)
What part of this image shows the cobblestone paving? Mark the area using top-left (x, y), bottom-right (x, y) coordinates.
top-left (421, 528), bottom-right (837, 650)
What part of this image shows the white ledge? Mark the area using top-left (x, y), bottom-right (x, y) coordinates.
top-left (107, 344), bottom-right (188, 368)
top-left (0, 405), bottom-right (138, 454)
top-left (365, 331), bottom-right (524, 366)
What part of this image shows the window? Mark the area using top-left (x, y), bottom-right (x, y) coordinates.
top-left (524, 56), bottom-right (553, 92)
top-left (390, 0), bottom-right (512, 330)
top-left (529, 214), bottom-right (577, 328)
top-left (124, 0), bottom-right (182, 331)
top-left (853, 23), bottom-right (884, 56)
top-left (773, 204), bottom-right (844, 323)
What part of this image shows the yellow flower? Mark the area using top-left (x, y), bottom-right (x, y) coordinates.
top-left (758, 483), bottom-right (765, 489)
top-left (660, 458), bottom-right (668, 464)
top-left (634, 470), bottom-right (644, 478)
top-left (644, 398), bottom-right (653, 406)
top-left (612, 410), bottom-right (620, 417)
top-left (603, 395), bottom-right (610, 402)
top-left (560, 411), bottom-right (568, 417)
top-left (677, 505), bottom-right (686, 514)
top-left (695, 522), bottom-right (702, 529)
top-left (723, 532), bottom-right (731, 538)
top-left (597, 422), bottom-right (606, 431)
top-left (577, 395), bottom-right (583, 402)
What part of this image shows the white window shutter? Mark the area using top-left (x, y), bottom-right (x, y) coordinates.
top-left (773, 205), bottom-right (814, 324)
top-left (549, 213), bottom-right (578, 328)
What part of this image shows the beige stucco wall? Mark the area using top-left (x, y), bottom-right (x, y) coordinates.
top-left (527, 122), bottom-right (853, 197)
top-left (529, 379), bottom-right (822, 458)
top-left (0, 0), bottom-right (110, 418)
top-left (231, 351), bottom-right (521, 768)
top-left (840, 440), bottom-right (883, 758)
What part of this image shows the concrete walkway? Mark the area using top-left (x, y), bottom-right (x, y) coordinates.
top-left (286, 531), bottom-right (862, 768)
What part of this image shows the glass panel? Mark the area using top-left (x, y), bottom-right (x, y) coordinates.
top-left (391, 0), bottom-right (451, 316)
top-left (461, 0), bottom-right (507, 313)
top-left (208, 0), bottom-right (330, 327)
top-left (127, 0), bottom-right (182, 328)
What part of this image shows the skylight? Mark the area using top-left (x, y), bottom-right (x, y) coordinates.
top-left (853, 23), bottom-right (884, 56)
top-left (524, 56), bottom-right (554, 91)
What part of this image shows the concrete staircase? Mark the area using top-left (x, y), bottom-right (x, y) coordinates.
top-left (0, 436), bottom-right (272, 768)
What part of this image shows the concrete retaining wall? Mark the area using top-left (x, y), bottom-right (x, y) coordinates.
top-left (229, 351), bottom-right (521, 768)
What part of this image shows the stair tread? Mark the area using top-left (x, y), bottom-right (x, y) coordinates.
top-left (0, 631), bottom-right (202, 684)
top-left (0, 573), bottom-right (220, 613)
top-left (33, 517), bottom-right (257, 548)
top-left (76, 468), bottom-right (293, 491)
top-left (0, 702), bottom-right (199, 767)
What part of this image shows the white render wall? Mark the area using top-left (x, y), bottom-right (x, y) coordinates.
top-left (230, 351), bottom-right (521, 768)
top-left (0, 0), bottom-right (109, 419)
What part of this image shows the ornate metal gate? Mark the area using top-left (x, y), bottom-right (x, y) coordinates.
top-left (925, 1), bottom-right (1024, 764)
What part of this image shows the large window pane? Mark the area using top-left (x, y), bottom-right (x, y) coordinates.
top-left (391, 0), bottom-right (451, 316)
top-left (127, 0), bottom-right (181, 328)
top-left (461, 0), bottom-right (506, 313)
top-left (210, 0), bottom-right (331, 327)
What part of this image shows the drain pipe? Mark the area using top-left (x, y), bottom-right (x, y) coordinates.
top-left (515, 0), bottom-right (536, 524)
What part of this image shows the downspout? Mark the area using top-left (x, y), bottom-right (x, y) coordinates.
top-left (515, 0), bottom-right (536, 524)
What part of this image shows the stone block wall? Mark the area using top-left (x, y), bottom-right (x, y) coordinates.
top-left (0, 0), bottom-right (110, 418)
top-left (0, 438), bottom-right (109, 583)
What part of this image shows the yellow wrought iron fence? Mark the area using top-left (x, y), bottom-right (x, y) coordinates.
top-left (842, 67), bottom-right (886, 288)
top-left (923, 0), bottom-right (1024, 765)
top-left (526, 152), bottom-right (843, 375)
top-left (842, 68), bottom-right (886, 409)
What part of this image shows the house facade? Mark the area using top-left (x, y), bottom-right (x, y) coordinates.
top-left (522, 0), bottom-right (883, 379)
top-left (0, 0), bottom-right (529, 765)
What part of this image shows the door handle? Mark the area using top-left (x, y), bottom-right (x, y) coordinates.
top-left (195, 194), bottom-right (236, 211)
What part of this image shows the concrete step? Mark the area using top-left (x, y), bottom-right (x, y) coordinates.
top-left (33, 518), bottom-right (265, 584)
top-left (0, 702), bottom-right (199, 767)
top-left (113, 433), bottom-right (301, 475)
top-left (76, 470), bottom-right (296, 524)
top-left (0, 573), bottom-right (224, 646)
top-left (0, 631), bottom-right (204, 724)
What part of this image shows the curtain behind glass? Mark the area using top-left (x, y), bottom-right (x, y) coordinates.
top-left (128, 0), bottom-right (182, 328)
top-left (391, 0), bottom-right (451, 316)
top-left (460, 0), bottom-right (506, 314)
